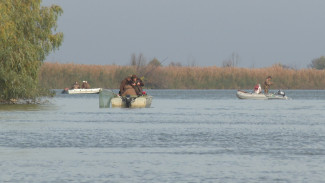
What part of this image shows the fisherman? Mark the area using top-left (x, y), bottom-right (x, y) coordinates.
top-left (81, 81), bottom-right (90, 89)
top-left (263, 76), bottom-right (273, 94)
top-left (254, 84), bottom-right (262, 94)
top-left (121, 85), bottom-right (137, 96)
top-left (71, 81), bottom-right (80, 89)
top-left (119, 76), bottom-right (132, 95)
top-left (131, 74), bottom-right (144, 96)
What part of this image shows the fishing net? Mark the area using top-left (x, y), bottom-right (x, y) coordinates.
top-left (99, 90), bottom-right (115, 108)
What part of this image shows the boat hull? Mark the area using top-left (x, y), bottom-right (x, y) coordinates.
top-left (66, 88), bottom-right (102, 94)
top-left (236, 90), bottom-right (288, 100)
top-left (111, 95), bottom-right (153, 108)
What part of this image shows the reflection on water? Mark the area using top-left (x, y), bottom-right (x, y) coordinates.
top-left (0, 90), bottom-right (325, 182)
top-left (0, 104), bottom-right (56, 111)
top-left (0, 97), bottom-right (57, 111)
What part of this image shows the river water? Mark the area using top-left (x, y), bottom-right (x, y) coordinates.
top-left (0, 90), bottom-right (325, 182)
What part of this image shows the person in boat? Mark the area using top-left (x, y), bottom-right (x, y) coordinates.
top-left (131, 74), bottom-right (144, 96)
top-left (81, 81), bottom-right (90, 89)
top-left (119, 76), bottom-right (132, 95)
top-left (121, 85), bottom-right (137, 96)
top-left (71, 81), bottom-right (80, 89)
top-left (263, 76), bottom-right (273, 94)
top-left (254, 84), bottom-right (262, 94)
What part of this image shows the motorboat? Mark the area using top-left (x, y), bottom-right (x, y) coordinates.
top-left (236, 90), bottom-right (288, 100)
top-left (99, 90), bottom-right (152, 108)
top-left (62, 88), bottom-right (102, 94)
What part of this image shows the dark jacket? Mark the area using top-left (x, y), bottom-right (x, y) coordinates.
top-left (71, 82), bottom-right (79, 89)
top-left (136, 78), bottom-right (144, 87)
top-left (132, 78), bottom-right (144, 95)
top-left (119, 77), bottom-right (132, 94)
top-left (81, 82), bottom-right (90, 89)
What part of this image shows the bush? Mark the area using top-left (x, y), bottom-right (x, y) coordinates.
top-left (309, 56), bottom-right (325, 70)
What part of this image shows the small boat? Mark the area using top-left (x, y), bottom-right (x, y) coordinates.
top-left (99, 90), bottom-right (152, 108)
top-left (62, 88), bottom-right (102, 94)
top-left (111, 95), bottom-right (153, 108)
top-left (236, 90), bottom-right (288, 100)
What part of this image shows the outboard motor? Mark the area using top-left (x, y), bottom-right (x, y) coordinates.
top-left (61, 88), bottom-right (69, 94)
top-left (277, 90), bottom-right (285, 96)
top-left (123, 95), bottom-right (133, 108)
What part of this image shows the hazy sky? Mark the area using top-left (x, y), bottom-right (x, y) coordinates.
top-left (42, 0), bottom-right (325, 68)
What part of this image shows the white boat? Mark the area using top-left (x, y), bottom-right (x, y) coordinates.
top-left (236, 90), bottom-right (288, 100)
top-left (111, 95), bottom-right (153, 108)
top-left (63, 88), bottom-right (102, 94)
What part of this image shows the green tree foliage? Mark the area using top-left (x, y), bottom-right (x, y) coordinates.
top-left (0, 0), bottom-right (63, 102)
top-left (309, 56), bottom-right (325, 70)
top-left (148, 58), bottom-right (162, 67)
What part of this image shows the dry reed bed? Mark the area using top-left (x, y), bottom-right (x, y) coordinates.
top-left (39, 62), bottom-right (325, 89)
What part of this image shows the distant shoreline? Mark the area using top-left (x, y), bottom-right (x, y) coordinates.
top-left (40, 62), bottom-right (325, 90)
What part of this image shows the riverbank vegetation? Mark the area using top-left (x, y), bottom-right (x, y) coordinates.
top-left (0, 0), bottom-right (63, 103)
top-left (39, 62), bottom-right (325, 90)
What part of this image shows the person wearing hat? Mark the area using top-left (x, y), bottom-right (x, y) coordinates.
top-left (131, 74), bottom-right (144, 96)
top-left (71, 81), bottom-right (80, 89)
top-left (81, 81), bottom-right (90, 89)
top-left (263, 76), bottom-right (273, 94)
